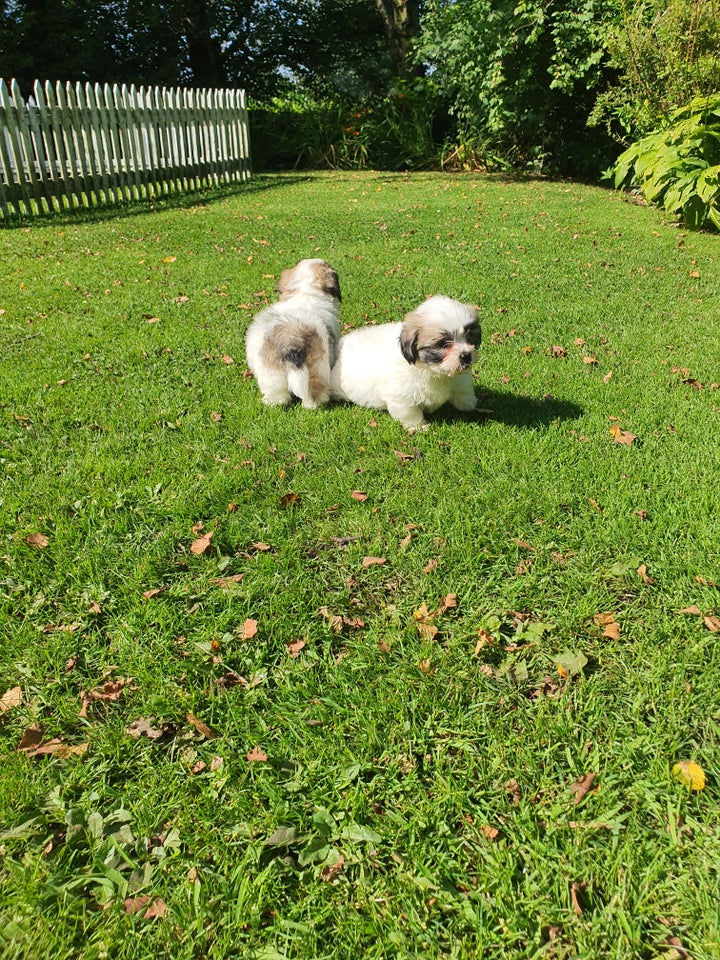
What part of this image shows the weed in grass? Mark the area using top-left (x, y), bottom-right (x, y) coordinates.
top-left (1, 171), bottom-right (719, 959)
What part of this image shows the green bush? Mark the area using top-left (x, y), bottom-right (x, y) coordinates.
top-left (590, 0), bottom-right (720, 142)
top-left (609, 92), bottom-right (720, 229)
top-left (250, 79), bottom-right (442, 172)
top-left (418, 0), bottom-right (618, 176)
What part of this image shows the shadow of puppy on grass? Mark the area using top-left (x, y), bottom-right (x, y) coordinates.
top-left (428, 388), bottom-right (584, 430)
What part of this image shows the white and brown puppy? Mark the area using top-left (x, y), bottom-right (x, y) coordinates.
top-left (245, 258), bottom-right (341, 409)
top-left (330, 295), bottom-right (480, 431)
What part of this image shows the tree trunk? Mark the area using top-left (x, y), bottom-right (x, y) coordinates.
top-left (373, 0), bottom-right (421, 76)
top-left (181, 0), bottom-right (226, 88)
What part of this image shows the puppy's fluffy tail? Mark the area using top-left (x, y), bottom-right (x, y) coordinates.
top-left (270, 324), bottom-right (328, 408)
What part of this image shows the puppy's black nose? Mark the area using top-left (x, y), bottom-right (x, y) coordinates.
top-left (460, 350), bottom-right (472, 367)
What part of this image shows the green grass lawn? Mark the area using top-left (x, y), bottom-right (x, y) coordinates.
top-left (1, 171), bottom-right (719, 959)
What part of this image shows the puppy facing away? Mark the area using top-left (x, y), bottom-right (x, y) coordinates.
top-left (245, 258), bottom-right (341, 409)
top-left (330, 295), bottom-right (480, 431)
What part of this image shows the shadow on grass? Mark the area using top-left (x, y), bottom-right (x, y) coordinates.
top-left (430, 388), bottom-right (583, 429)
top-left (0, 172), bottom-right (315, 229)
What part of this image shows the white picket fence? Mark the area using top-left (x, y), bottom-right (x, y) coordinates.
top-left (0, 78), bottom-right (251, 218)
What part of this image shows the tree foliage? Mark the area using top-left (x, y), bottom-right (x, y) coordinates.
top-left (0, 0), bottom-right (399, 98)
top-left (417, 0), bottom-right (618, 174)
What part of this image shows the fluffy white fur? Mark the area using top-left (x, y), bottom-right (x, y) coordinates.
top-left (245, 258), bottom-right (341, 409)
top-left (330, 295), bottom-right (480, 431)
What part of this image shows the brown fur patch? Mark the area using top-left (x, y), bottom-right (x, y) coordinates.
top-left (310, 261), bottom-right (341, 301)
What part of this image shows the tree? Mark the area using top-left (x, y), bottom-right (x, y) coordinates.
top-left (373, 0), bottom-right (422, 76)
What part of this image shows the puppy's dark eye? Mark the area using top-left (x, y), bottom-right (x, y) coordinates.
top-left (464, 322), bottom-right (481, 347)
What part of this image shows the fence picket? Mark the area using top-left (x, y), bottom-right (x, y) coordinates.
top-left (0, 78), bottom-right (250, 218)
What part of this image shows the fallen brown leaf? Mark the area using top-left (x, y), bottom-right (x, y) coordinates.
top-left (190, 530), bottom-right (214, 555)
top-left (18, 725), bottom-right (88, 758)
top-left (362, 556), bottom-right (387, 568)
top-left (678, 605), bottom-right (702, 616)
top-left (123, 896), bottom-right (168, 919)
top-left (279, 491), bottom-right (299, 508)
top-left (480, 825), bottom-right (499, 839)
top-left (247, 745), bottom-right (268, 763)
top-left (79, 678), bottom-right (134, 717)
top-left (637, 563), bottom-right (654, 584)
top-left (504, 778), bottom-right (521, 805)
top-left (0, 686), bottom-right (23, 714)
top-left (609, 423), bottom-right (638, 445)
top-left (126, 717), bottom-right (165, 740)
top-left (286, 638), bottom-right (306, 658)
top-left (187, 712), bottom-right (217, 739)
top-left (570, 881), bottom-right (585, 916)
top-left (417, 622), bottom-right (438, 640)
top-left (24, 533), bottom-right (49, 548)
top-left (703, 615), bottom-right (720, 633)
top-left (210, 573), bottom-right (244, 588)
top-left (320, 856), bottom-right (345, 882)
top-left (438, 593), bottom-right (458, 615)
top-left (242, 618), bottom-right (258, 640)
top-left (142, 587), bottom-right (166, 600)
top-left (351, 490), bottom-right (368, 502)
top-left (569, 772), bottom-right (597, 804)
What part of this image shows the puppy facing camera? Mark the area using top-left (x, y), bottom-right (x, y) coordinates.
top-left (330, 295), bottom-right (481, 431)
top-left (245, 258), bottom-right (341, 409)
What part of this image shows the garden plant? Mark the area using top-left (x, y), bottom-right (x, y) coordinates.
top-left (1, 170), bottom-right (719, 958)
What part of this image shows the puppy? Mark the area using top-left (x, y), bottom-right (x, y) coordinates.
top-left (245, 258), bottom-right (341, 409)
top-left (330, 295), bottom-right (480, 431)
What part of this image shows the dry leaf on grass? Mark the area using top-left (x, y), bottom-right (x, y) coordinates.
top-left (142, 587), bottom-right (166, 600)
top-left (79, 678), bottom-right (135, 717)
top-left (0, 686), bottom-right (23, 714)
top-left (569, 772), bottom-right (597, 804)
top-left (594, 612), bottom-right (620, 640)
top-left (24, 533), bottom-right (49, 548)
top-left (318, 606), bottom-right (365, 633)
top-left (187, 712), bottom-right (217, 739)
top-left (504, 778), bottom-right (521, 805)
top-left (609, 423), bottom-right (638, 445)
top-left (285, 638), bottom-right (306, 658)
top-left (18, 725), bottom-right (88, 758)
top-left (320, 856), bottom-right (345, 882)
top-left (242, 618), bottom-right (258, 640)
top-left (190, 530), bottom-right (214, 555)
top-left (126, 717), bottom-right (165, 740)
top-left (211, 573), bottom-right (244, 588)
top-left (362, 556), bottom-right (387, 568)
top-left (123, 896), bottom-right (168, 919)
top-left (570, 881), bottom-right (585, 916)
top-left (247, 745), bottom-right (268, 763)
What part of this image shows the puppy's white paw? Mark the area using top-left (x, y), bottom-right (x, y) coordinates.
top-left (407, 421), bottom-right (429, 434)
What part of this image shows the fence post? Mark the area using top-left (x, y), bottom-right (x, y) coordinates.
top-left (1, 79), bottom-right (250, 219)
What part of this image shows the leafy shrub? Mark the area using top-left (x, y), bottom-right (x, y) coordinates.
top-left (250, 79), bottom-right (443, 171)
top-left (418, 0), bottom-right (617, 176)
top-left (590, 0), bottom-right (720, 142)
top-left (609, 92), bottom-right (720, 229)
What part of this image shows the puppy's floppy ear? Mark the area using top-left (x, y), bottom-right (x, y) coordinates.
top-left (317, 262), bottom-right (342, 301)
top-left (276, 268), bottom-right (295, 296)
top-left (399, 312), bottom-right (421, 365)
